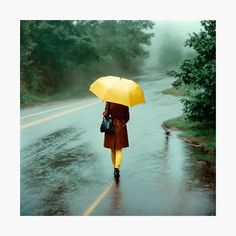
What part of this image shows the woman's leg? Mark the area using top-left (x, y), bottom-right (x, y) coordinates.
top-left (114, 149), bottom-right (122, 169)
top-left (111, 148), bottom-right (116, 167)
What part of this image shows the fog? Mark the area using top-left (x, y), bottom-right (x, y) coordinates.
top-left (144, 20), bottom-right (201, 70)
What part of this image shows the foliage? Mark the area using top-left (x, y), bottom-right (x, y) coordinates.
top-left (171, 78), bottom-right (183, 87)
top-left (157, 35), bottom-right (185, 68)
top-left (170, 21), bottom-right (216, 122)
top-left (155, 26), bottom-right (197, 70)
top-left (20, 20), bottom-right (154, 105)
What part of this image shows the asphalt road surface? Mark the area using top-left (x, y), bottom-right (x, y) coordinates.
top-left (20, 71), bottom-right (215, 216)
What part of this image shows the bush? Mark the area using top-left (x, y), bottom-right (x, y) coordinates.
top-left (170, 21), bottom-right (216, 122)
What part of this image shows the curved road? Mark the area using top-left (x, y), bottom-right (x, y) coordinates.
top-left (20, 71), bottom-right (215, 216)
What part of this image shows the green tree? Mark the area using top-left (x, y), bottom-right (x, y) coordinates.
top-left (172, 20), bottom-right (216, 122)
top-left (20, 20), bottom-right (154, 105)
top-left (21, 20), bottom-right (100, 93)
top-left (157, 32), bottom-right (185, 69)
top-left (93, 20), bottom-right (154, 74)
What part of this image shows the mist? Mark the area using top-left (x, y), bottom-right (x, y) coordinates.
top-left (144, 20), bottom-right (201, 70)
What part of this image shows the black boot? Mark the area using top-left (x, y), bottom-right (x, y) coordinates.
top-left (114, 168), bottom-right (120, 178)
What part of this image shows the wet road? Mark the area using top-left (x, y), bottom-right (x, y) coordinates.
top-left (20, 71), bottom-right (215, 216)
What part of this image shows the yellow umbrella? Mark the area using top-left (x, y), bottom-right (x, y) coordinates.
top-left (89, 76), bottom-right (145, 107)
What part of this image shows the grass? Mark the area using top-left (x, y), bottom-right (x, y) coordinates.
top-left (20, 87), bottom-right (90, 108)
top-left (163, 115), bottom-right (216, 164)
top-left (162, 87), bottom-right (184, 96)
top-left (162, 83), bottom-right (216, 168)
top-left (162, 84), bottom-right (190, 97)
top-left (21, 91), bottom-right (71, 108)
top-left (162, 83), bottom-right (216, 159)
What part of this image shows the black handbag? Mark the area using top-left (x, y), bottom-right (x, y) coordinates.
top-left (100, 116), bottom-right (115, 133)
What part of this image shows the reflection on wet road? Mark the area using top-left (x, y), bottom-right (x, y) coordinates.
top-left (20, 71), bottom-right (215, 216)
top-left (21, 127), bottom-right (95, 215)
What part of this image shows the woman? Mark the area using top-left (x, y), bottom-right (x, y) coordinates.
top-left (103, 102), bottom-right (130, 178)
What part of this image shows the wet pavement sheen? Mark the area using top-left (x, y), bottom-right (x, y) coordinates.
top-left (20, 71), bottom-right (215, 216)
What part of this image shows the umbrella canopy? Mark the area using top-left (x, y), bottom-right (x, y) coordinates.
top-left (89, 76), bottom-right (145, 107)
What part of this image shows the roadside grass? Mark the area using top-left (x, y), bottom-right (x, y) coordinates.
top-left (162, 84), bottom-right (189, 97)
top-left (21, 92), bottom-right (72, 108)
top-left (162, 87), bottom-right (184, 96)
top-left (20, 87), bottom-right (90, 108)
top-left (162, 83), bottom-right (216, 161)
top-left (163, 115), bottom-right (216, 165)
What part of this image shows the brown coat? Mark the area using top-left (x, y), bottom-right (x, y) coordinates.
top-left (103, 102), bottom-right (130, 149)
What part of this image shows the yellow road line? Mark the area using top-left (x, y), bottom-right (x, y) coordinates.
top-left (21, 101), bottom-right (99, 129)
top-left (81, 182), bottom-right (114, 216)
top-left (21, 99), bottom-right (95, 120)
